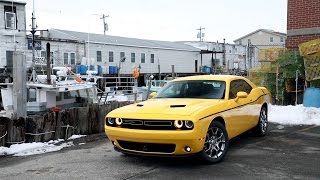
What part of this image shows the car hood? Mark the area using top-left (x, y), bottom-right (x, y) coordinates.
top-left (110, 98), bottom-right (224, 116)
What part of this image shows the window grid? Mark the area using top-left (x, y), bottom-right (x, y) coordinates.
top-left (141, 53), bottom-right (145, 63)
top-left (150, 54), bottom-right (155, 63)
top-left (109, 51), bottom-right (114, 62)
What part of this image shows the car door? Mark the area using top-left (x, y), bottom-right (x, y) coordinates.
top-left (226, 79), bottom-right (253, 137)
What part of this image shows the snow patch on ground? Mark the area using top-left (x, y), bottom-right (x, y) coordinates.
top-left (67, 135), bottom-right (87, 140)
top-left (269, 105), bottom-right (320, 125)
top-left (0, 135), bottom-right (87, 156)
top-left (0, 139), bottom-right (73, 156)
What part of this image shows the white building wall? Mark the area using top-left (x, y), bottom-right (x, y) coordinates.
top-left (234, 31), bottom-right (286, 47)
top-left (184, 42), bottom-right (247, 73)
top-left (86, 43), bottom-right (199, 74)
top-left (26, 40), bottom-right (85, 68)
top-left (234, 30), bottom-right (286, 69)
top-left (0, 1), bottom-right (26, 68)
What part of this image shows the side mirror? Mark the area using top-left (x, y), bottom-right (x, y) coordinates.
top-left (235, 91), bottom-right (248, 101)
top-left (149, 92), bottom-right (157, 98)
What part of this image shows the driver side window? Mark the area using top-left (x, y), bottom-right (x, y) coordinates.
top-left (229, 80), bottom-right (252, 99)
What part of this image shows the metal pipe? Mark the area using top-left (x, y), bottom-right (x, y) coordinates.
top-left (46, 43), bottom-right (51, 84)
top-left (296, 70), bottom-right (298, 105)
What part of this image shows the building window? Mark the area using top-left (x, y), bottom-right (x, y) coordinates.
top-left (64, 53), bottom-right (68, 64)
top-left (131, 53), bottom-right (135, 63)
top-left (97, 51), bottom-right (102, 62)
top-left (248, 39), bottom-right (251, 44)
top-left (120, 52), bottom-right (125, 61)
top-left (5, 12), bottom-right (16, 29)
top-left (229, 50), bottom-right (232, 54)
top-left (64, 52), bottom-right (76, 65)
top-left (109, 51), bottom-right (114, 62)
top-left (270, 37), bottom-right (274, 42)
top-left (141, 53), bottom-right (145, 63)
top-left (280, 37), bottom-right (284, 42)
top-left (239, 40), bottom-right (242, 45)
top-left (150, 54), bottom-right (155, 63)
top-left (70, 53), bottom-right (75, 65)
top-left (4, 6), bottom-right (17, 29)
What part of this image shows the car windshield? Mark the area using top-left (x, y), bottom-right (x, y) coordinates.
top-left (155, 80), bottom-right (226, 99)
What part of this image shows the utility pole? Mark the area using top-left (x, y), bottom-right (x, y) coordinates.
top-left (29, 0), bottom-right (48, 82)
top-left (100, 14), bottom-right (109, 35)
top-left (222, 38), bottom-right (226, 73)
top-left (196, 26), bottom-right (205, 41)
top-left (30, 0), bottom-right (36, 82)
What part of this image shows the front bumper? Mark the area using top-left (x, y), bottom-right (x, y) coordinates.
top-left (105, 126), bottom-right (207, 155)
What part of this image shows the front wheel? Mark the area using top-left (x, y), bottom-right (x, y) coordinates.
top-left (254, 106), bottom-right (268, 136)
top-left (199, 121), bottom-right (229, 164)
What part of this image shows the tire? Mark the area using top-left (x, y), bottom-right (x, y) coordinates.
top-left (254, 106), bottom-right (268, 136)
top-left (199, 121), bottom-right (229, 164)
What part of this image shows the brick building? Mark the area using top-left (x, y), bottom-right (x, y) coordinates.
top-left (287, 0), bottom-right (320, 49)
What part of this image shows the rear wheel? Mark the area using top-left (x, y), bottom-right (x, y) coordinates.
top-left (254, 106), bottom-right (268, 136)
top-left (199, 121), bottom-right (229, 164)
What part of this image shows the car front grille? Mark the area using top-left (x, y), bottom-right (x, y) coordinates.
top-left (121, 119), bottom-right (176, 130)
top-left (117, 140), bottom-right (175, 153)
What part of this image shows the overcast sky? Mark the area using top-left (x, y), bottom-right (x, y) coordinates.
top-left (24, 0), bottom-right (287, 43)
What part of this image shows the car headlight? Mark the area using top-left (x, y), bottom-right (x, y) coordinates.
top-left (174, 120), bottom-right (183, 129)
top-left (115, 118), bottom-right (123, 126)
top-left (184, 120), bottom-right (194, 129)
top-left (107, 117), bottom-right (116, 125)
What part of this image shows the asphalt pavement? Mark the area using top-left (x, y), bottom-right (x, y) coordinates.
top-left (0, 123), bottom-right (320, 180)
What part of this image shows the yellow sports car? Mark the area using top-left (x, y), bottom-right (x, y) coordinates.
top-left (105, 75), bottom-right (271, 163)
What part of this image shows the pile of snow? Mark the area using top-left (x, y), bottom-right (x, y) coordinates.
top-left (0, 135), bottom-right (86, 157)
top-left (269, 105), bottom-right (320, 125)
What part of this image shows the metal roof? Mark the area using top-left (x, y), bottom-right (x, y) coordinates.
top-left (46, 29), bottom-right (200, 52)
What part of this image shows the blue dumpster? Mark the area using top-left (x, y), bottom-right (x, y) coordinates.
top-left (77, 65), bottom-right (87, 75)
top-left (303, 88), bottom-right (320, 108)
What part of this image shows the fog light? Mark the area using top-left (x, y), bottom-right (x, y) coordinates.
top-left (184, 120), bottom-right (194, 129)
top-left (185, 146), bottom-right (191, 152)
top-left (115, 118), bottom-right (123, 125)
top-left (174, 120), bottom-right (183, 129)
top-left (107, 117), bottom-right (115, 125)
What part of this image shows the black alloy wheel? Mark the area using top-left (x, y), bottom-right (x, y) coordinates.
top-left (199, 121), bottom-right (229, 164)
top-left (255, 106), bottom-right (268, 136)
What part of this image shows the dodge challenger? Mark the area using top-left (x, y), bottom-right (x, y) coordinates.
top-left (105, 75), bottom-right (271, 163)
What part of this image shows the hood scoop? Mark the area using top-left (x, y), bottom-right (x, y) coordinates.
top-left (136, 104), bottom-right (144, 107)
top-left (170, 105), bottom-right (186, 108)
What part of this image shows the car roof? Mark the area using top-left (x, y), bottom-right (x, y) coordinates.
top-left (172, 75), bottom-right (247, 82)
